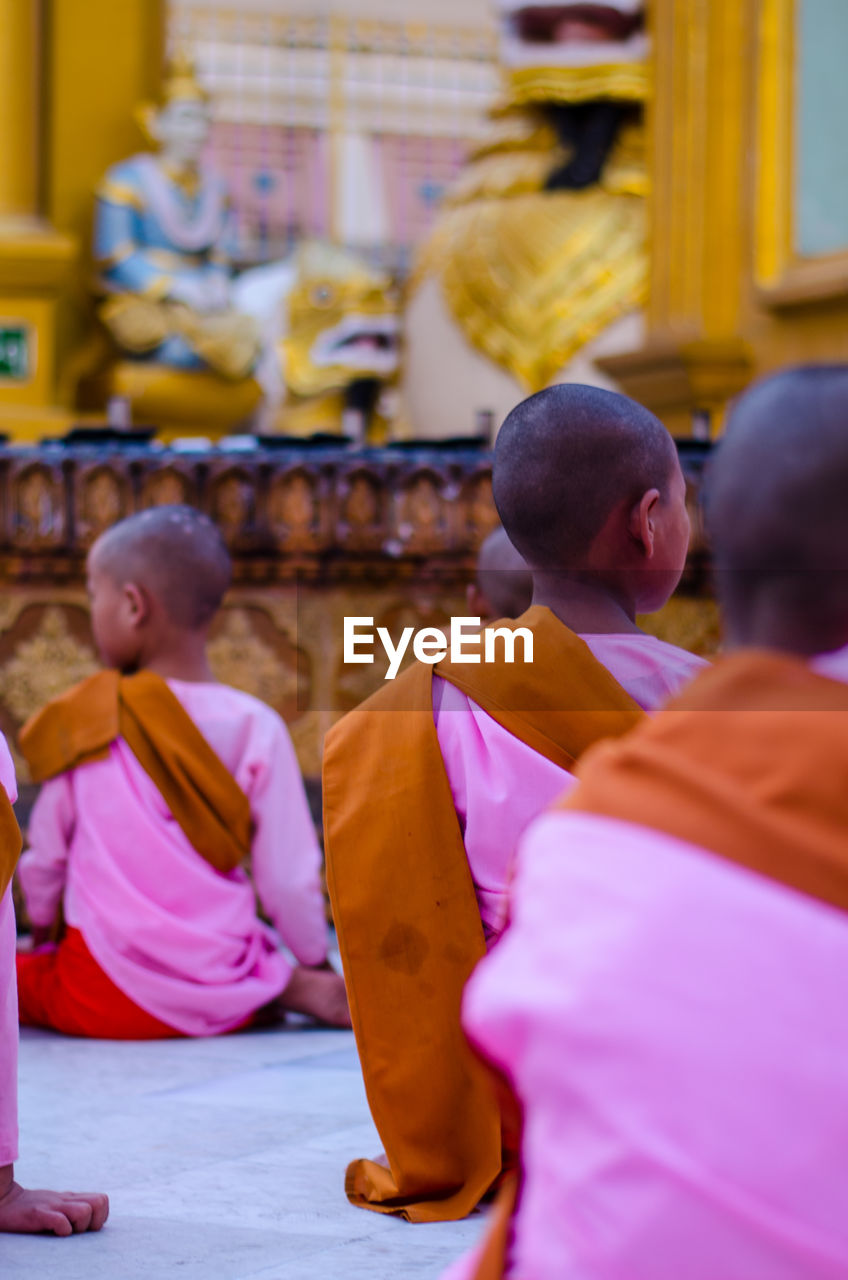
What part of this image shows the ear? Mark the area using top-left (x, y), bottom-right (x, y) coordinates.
top-left (628, 488), bottom-right (661, 559)
top-left (122, 582), bottom-right (151, 629)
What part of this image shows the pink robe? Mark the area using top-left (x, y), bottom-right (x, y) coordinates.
top-left (433, 633), bottom-right (707, 937)
top-left (17, 680), bottom-right (327, 1037)
top-left (0, 736), bottom-right (19, 1165)
top-left (445, 812), bottom-right (848, 1280)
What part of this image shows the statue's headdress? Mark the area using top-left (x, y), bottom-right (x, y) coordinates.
top-left (496, 2), bottom-right (650, 106)
top-left (158, 52), bottom-right (211, 107)
top-left (136, 53), bottom-right (211, 143)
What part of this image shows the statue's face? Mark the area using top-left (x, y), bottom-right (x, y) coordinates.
top-left (283, 246), bottom-right (400, 398)
top-left (150, 99), bottom-right (211, 166)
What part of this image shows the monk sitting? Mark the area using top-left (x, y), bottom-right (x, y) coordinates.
top-left (445, 365), bottom-right (848, 1279)
top-left (323, 383), bottom-right (707, 1221)
top-left (16, 505), bottom-right (350, 1038)
top-left (0, 732), bottom-right (109, 1234)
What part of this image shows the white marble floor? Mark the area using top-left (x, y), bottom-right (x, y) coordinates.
top-left (3, 1025), bottom-right (486, 1278)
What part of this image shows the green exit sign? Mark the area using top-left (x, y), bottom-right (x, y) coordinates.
top-left (0, 325), bottom-right (31, 380)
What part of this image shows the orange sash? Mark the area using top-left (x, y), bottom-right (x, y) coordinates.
top-left (469, 649), bottom-right (848, 1278)
top-left (0, 788), bottom-right (22, 900)
top-left (323, 606), bottom-right (642, 1222)
top-left (559, 649), bottom-right (848, 910)
top-left (20, 670), bottom-right (251, 874)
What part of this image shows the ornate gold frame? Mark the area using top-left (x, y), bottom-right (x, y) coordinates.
top-left (755, 0), bottom-right (848, 306)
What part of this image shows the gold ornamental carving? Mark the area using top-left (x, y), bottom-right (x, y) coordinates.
top-left (0, 599), bottom-right (26, 636)
top-left (344, 474), bottom-right (380, 529)
top-left (0, 607), bottom-right (99, 726)
top-left (141, 468), bottom-right (191, 509)
top-left (13, 467), bottom-right (63, 548)
top-left (268, 471), bottom-right (319, 550)
top-left (339, 472), bottom-right (385, 550)
top-left (464, 475), bottom-right (500, 546)
top-left (211, 473), bottom-right (254, 542)
top-left (78, 467), bottom-right (128, 543)
top-left (638, 598), bottom-right (722, 659)
top-left (422, 187), bottom-right (647, 392)
top-left (208, 608), bottom-right (302, 710)
top-left (395, 475), bottom-right (446, 554)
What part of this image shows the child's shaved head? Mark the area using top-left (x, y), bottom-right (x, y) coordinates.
top-left (706, 365), bottom-right (848, 653)
top-left (92, 505), bottom-right (231, 629)
top-left (493, 384), bottom-right (678, 570)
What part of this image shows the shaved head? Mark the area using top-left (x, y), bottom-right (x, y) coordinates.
top-left (706, 365), bottom-right (848, 653)
top-left (476, 526), bottom-right (533, 619)
top-left (92, 505), bottom-right (231, 629)
top-left (492, 383), bottom-right (678, 570)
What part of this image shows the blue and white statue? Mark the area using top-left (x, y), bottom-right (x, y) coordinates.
top-left (93, 55), bottom-right (263, 383)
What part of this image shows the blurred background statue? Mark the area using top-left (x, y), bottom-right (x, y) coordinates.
top-left (94, 54), bottom-right (262, 385)
top-left (403, 0), bottom-right (648, 439)
top-left (89, 54), bottom-right (400, 440)
top-left (234, 241), bottom-right (400, 440)
top-left (83, 55), bottom-right (266, 436)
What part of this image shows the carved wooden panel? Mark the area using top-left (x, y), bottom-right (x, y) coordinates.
top-left (207, 603), bottom-right (310, 724)
top-left (267, 466), bottom-right (327, 555)
top-left (0, 442), bottom-right (498, 582)
top-left (74, 463), bottom-right (131, 547)
top-left (458, 470), bottom-right (501, 550)
top-left (336, 467), bottom-right (387, 553)
top-left (392, 468), bottom-right (450, 557)
top-left (0, 439), bottom-right (713, 783)
top-left (137, 463), bottom-right (199, 511)
top-left (8, 462), bottom-right (66, 551)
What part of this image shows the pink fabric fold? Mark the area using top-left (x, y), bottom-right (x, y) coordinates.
top-left (0, 734), bottom-right (19, 1164)
top-left (451, 811), bottom-right (848, 1279)
top-left (433, 632), bottom-right (707, 937)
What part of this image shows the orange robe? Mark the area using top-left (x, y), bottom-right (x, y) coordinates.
top-left (16, 670), bottom-right (257, 1038)
top-left (0, 788), bottom-right (21, 900)
top-left (462, 649), bottom-right (848, 1277)
top-left (20, 668), bottom-right (251, 873)
top-left (323, 606), bottom-right (642, 1222)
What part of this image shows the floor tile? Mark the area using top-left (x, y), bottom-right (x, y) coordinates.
top-left (7, 1025), bottom-right (485, 1278)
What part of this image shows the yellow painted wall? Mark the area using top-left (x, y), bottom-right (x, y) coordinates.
top-left (43, 0), bottom-right (165, 395)
top-left (600, 0), bottom-right (848, 435)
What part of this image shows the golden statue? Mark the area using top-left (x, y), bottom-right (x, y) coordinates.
top-left (87, 57), bottom-right (401, 439)
top-left (403, 1), bottom-right (649, 438)
top-left (233, 241), bottom-right (401, 439)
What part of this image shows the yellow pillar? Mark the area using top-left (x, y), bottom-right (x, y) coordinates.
top-left (0, 0), bottom-right (76, 435)
top-left (0, 0), bottom-right (165, 439)
top-left (599, 0), bottom-right (848, 434)
top-left (597, 0), bottom-right (755, 435)
top-left (0, 0), bottom-right (40, 219)
top-left (45, 0), bottom-right (165, 420)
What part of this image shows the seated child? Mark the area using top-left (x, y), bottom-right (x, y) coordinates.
top-left (0, 734), bottom-right (109, 1235)
top-left (323, 384), bottom-right (708, 1221)
top-left (16, 505), bottom-right (349, 1039)
top-left (445, 365), bottom-right (848, 1279)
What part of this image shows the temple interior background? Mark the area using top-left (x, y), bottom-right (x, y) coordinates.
top-left (0, 0), bottom-right (845, 792)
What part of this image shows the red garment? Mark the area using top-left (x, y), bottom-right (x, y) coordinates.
top-left (16, 927), bottom-right (184, 1040)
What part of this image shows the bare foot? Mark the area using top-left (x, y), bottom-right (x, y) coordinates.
top-left (0, 1178), bottom-right (109, 1236)
top-left (278, 965), bottom-right (352, 1028)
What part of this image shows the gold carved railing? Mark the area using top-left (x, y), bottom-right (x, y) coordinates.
top-left (0, 440), bottom-right (499, 780)
top-left (0, 437), bottom-right (717, 787)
